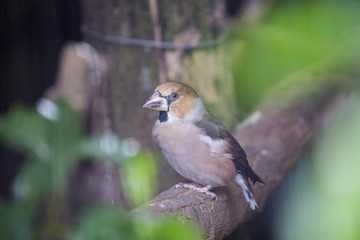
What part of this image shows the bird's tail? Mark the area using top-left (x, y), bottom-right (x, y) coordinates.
top-left (235, 174), bottom-right (258, 210)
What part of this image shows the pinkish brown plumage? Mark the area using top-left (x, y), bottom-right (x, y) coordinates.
top-left (143, 81), bottom-right (263, 210)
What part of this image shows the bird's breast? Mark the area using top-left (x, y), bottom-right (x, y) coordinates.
top-left (152, 121), bottom-right (236, 186)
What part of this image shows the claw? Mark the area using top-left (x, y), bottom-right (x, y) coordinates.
top-left (172, 183), bottom-right (217, 200)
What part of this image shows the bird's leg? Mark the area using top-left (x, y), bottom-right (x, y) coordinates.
top-left (173, 183), bottom-right (217, 200)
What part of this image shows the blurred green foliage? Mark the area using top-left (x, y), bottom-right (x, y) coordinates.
top-left (0, 100), bottom-right (201, 240)
top-left (228, 0), bottom-right (360, 111)
top-left (276, 95), bottom-right (360, 240)
top-left (121, 152), bottom-right (158, 207)
top-left (71, 207), bottom-right (201, 240)
top-left (226, 1), bottom-right (360, 239)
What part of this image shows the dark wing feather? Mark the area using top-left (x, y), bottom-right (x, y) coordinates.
top-left (226, 136), bottom-right (264, 184)
top-left (195, 113), bottom-right (264, 185)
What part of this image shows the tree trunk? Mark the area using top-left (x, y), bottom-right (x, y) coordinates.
top-left (81, 0), bottom-right (235, 195)
top-left (82, 0), bottom-right (233, 142)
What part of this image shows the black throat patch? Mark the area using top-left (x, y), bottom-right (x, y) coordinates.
top-left (159, 111), bottom-right (168, 122)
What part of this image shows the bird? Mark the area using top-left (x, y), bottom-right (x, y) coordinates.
top-left (143, 81), bottom-right (264, 210)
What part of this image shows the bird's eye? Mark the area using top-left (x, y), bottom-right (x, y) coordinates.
top-left (170, 92), bottom-right (179, 101)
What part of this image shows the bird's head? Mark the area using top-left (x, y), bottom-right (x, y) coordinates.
top-left (143, 81), bottom-right (205, 122)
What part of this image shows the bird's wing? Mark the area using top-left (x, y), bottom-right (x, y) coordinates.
top-left (194, 113), bottom-right (229, 139)
top-left (226, 135), bottom-right (264, 184)
top-left (195, 113), bottom-right (264, 184)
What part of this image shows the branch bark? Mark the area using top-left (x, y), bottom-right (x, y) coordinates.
top-left (138, 67), bottom-right (354, 239)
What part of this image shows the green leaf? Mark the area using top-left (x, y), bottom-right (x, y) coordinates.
top-left (0, 202), bottom-right (35, 240)
top-left (133, 215), bottom-right (202, 240)
top-left (228, 1), bottom-right (360, 111)
top-left (80, 135), bottom-right (127, 164)
top-left (277, 96), bottom-right (360, 240)
top-left (0, 100), bottom-right (85, 164)
top-left (0, 105), bottom-right (50, 160)
top-left (69, 207), bottom-right (134, 240)
top-left (121, 152), bottom-right (157, 207)
top-left (45, 100), bottom-right (84, 164)
top-left (12, 159), bottom-right (54, 203)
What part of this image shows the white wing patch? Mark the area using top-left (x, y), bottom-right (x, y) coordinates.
top-left (198, 135), bottom-right (225, 155)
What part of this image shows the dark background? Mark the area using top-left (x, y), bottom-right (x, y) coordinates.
top-left (0, 0), bottom-right (82, 199)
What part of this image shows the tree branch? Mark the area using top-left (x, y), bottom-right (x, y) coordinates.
top-left (139, 69), bottom-right (352, 240)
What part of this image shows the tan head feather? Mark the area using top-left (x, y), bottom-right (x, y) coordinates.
top-left (155, 81), bottom-right (199, 119)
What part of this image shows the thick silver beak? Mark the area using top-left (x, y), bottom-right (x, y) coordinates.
top-left (142, 92), bottom-right (168, 111)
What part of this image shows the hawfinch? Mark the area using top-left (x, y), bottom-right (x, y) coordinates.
top-left (143, 81), bottom-right (263, 210)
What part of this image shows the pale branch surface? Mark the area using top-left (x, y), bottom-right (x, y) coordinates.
top-left (139, 74), bottom-right (349, 240)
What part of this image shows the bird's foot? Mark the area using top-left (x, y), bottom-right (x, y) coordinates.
top-left (172, 182), bottom-right (195, 189)
top-left (172, 183), bottom-right (217, 200)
